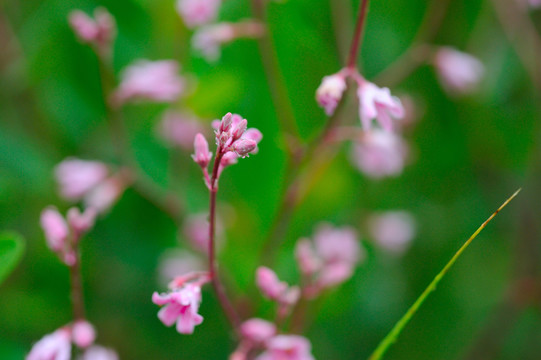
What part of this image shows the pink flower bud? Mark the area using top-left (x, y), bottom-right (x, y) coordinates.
top-left (72, 320), bottom-right (96, 348)
top-left (256, 267), bottom-right (288, 301)
top-left (192, 133), bottom-right (213, 168)
top-left (240, 318), bottom-right (276, 344)
top-left (220, 112), bottom-right (233, 133)
top-left (433, 47), bottom-right (484, 95)
top-left (40, 207), bottom-right (69, 252)
top-left (231, 119), bottom-right (248, 142)
top-left (257, 335), bottom-right (315, 360)
top-left (69, 11), bottom-right (99, 42)
top-left (67, 207), bottom-right (97, 236)
top-left (357, 81), bottom-right (404, 131)
top-left (316, 73), bottom-right (347, 115)
top-left (368, 211), bottom-right (416, 254)
top-left (176, 0), bottom-right (221, 29)
top-left (68, 8), bottom-right (116, 53)
top-left (113, 60), bottom-right (185, 104)
top-left (55, 158), bottom-right (109, 200)
top-left (295, 238), bottom-right (321, 276)
top-left (27, 327), bottom-right (71, 360)
top-left (232, 139), bottom-right (257, 157)
top-left (84, 173), bottom-right (128, 214)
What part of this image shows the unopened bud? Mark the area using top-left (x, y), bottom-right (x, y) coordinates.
top-left (231, 119), bottom-right (247, 142)
top-left (220, 112), bottom-right (233, 133)
top-left (192, 133), bottom-right (213, 168)
top-left (232, 139), bottom-right (257, 157)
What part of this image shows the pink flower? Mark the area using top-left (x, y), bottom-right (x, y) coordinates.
top-left (433, 47), bottom-right (484, 95)
top-left (80, 345), bottom-right (119, 360)
top-left (113, 60), bottom-right (185, 104)
top-left (40, 207), bottom-right (69, 252)
top-left (313, 224), bottom-right (362, 266)
top-left (193, 21), bottom-right (264, 61)
top-left (84, 172), bottom-right (129, 214)
top-left (67, 207), bottom-right (97, 236)
top-left (241, 318), bottom-right (277, 344)
top-left (176, 0), bottom-right (221, 28)
top-left (351, 129), bottom-right (409, 179)
top-left (357, 81), bottom-right (404, 131)
top-left (368, 211), bottom-right (416, 254)
top-left (158, 111), bottom-right (206, 150)
top-left (55, 158), bottom-right (109, 200)
top-left (256, 267), bottom-right (288, 301)
top-left (68, 7), bottom-right (116, 52)
top-left (152, 284), bottom-right (204, 334)
top-left (316, 73), bottom-right (347, 115)
top-left (27, 327), bottom-right (71, 360)
top-left (256, 335), bottom-right (315, 360)
top-left (72, 320), bottom-right (96, 348)
top-left (295, 238), bottom-right (321, 276)
top-left (192, 133), bottom-right (213, 168)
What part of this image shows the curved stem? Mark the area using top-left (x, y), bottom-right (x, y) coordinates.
top-left (346, 0), bottom-right (370, 70)
top-left (208, 150), bottom-right (242, 332)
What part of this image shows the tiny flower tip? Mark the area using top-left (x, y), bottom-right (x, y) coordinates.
top-left (72, 321), bottom-right (96, 348)
top-left (316, 73), bottom-right (347, 116)
top-left (192, 133), bottom-right (212, 168)
top-left (40, 207), bottom-right (69, 252)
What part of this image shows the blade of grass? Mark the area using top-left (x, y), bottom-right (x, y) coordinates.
top-left (368, 188), bottom-right (522, 360)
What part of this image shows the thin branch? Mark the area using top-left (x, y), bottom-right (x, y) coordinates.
top-left (346, 0), bottom-right (370, 70)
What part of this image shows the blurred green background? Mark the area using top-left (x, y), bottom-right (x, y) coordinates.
top-left (1, 0), bottom-right (541, 359)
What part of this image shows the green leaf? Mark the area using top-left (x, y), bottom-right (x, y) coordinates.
top-left (368, 189), bottom-right (521, 360)
top-left (0, 232), bottom-right (25, 286)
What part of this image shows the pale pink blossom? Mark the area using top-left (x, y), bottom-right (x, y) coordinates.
top-left (357, 81), bottom-right (404, 131)
top-left (368, 211), bottom-right (416, 254)
top-left (256, 335), bottom-right (315, 360)
top-left (241, 318), bottom-right (277, 344)
top-left (433, 47), bottom-right (484, 95)
top-left (295, 238), bottom-right (321, 276)
top-left (193, 21), bottom-right (264, 61)
top-left (40, 207), bottom-right (69, 252)
top-left (80, 345), bottom-right (119, 360)
top-left (313, 224), bottom-right (362, 266)
top-left (176, 0), bottom-right (221, 28)
top-left (152, 283), bottom-right (204, 334)
top-left (67, 207), bottom-right (97, 236)
top-left (232, 138), bottom-right (257, 157)
top-left (72, 321), bottom-right (96, 348)
top-left (27, 327), bottom-right (72, 360)
top-left (158, 111), bottom-right (206, 150)
top-left (68, 7), bottom-right (115, 52)
top-left (192, 133), bottom-right (213, 168)
top-left (113, 60), bottom-right (185, 104)
top-left (316, 73), bottom-right (347, 115)
top-left (351, 129), bottom-right (409, 179)
top-left (55, 159), bottom-right (109, 200)
top-left (84, 173), bottom-right (128, 214)
top-left (256, 267), bottom-right (289, 301)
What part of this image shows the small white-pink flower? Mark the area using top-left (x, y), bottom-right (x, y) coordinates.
top-left (152, 283), bottom-right (204, 334)
top-left (368, 211), bottom-right (416, 254)
top-left (40, 207), bottom-right (69, 252)
top-left (113, 60), bottom-right (185, 104)
top-left (351, 129), bottom-right (409, 179)
top-left (72, 320), bottom-right (96, 348)
top-left (55, 159), bottom-right (109, 200)
top-left (256, 335), bottom-right (315, 360)
top-left (176, 0), bottom-right (221, 28)
top-left (433, 47), bottom-right (484, 95)
top-left (80, 345), bottom-right (119, 360)
top-left (158, 111), bottom-right (206, 150)
top-left (316, 73), bottom-right (347, 116)
top-left (68, 7), bottom-right (116, 51)
top-left (27, 327), bottom-right (71, 360)
top-left (357, 81), bottom-right (404, 131)
top-left (240, 318), bottom-right (277, 344)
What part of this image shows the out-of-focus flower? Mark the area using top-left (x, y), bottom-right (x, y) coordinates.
top-left (316, 72), bottom-right (347, 115)
top-left (158, 249), bottom-right (205, 285)
top-left (176, 0), bottom-right (221, 28)
top-left (113, 60), bottom-right (185, 105)
top-left (152, 283), bottom-right (204, 334)
top-left (295, 223), bottom-right (363, 298)
top-left (351, 129), bottom-right (409, 179)
top-left (357, 81), bottom-right (404, 131)
top-left (183, 213), bottom-right (224, 254)
top-left (241, 318), bottom-right (277, 344)
top-left (256, 335), bottom-right (315, 360)
top-left (68, 7), bottom-right (116, 54)
top-left (79, 345), bottom-right (119, 360)
top-left (55, 159), bottom-right (109, 201)
top-left (433, 47), bottom-right (484, 95)
top-left (67, 208), bottom-right (97, 237)
top-left (27, 327), bottom-right (72, 360)
top-left (368, 211), bottom-right (416, 254)
top-left (158, 111), bottom-right (206, 150)
top-left (193, 21), bottom-right (264, 62)
top-left (192, 133), bottom-right (213, 169)
top-left (72, 321), bottom-right (96, 348)
top-left (40, 207), bottom-right (69, 253)
top-left (256, 267), bottom-right (300, 307)
top-left (83, 171), bottom-right (129, 214)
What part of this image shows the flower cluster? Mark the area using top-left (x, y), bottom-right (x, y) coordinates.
top-left (27, 321), bottom-right (116, 360)
top-left (295, 223), bottom-right (363, 298)
top-left (40, 207), bottom-right (96, 265)
top-left (55, 158), bottom-right (130, 214)
top-left (68, 7), bottom-right (116, 56)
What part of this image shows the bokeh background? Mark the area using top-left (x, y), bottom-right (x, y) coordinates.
top-left (1, 0), bottom-right (541, 359)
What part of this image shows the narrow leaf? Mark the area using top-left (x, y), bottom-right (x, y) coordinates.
top-left (0, 232), bottom-right (26, 285)
top-left (368, 189), bottom-right (521, 360)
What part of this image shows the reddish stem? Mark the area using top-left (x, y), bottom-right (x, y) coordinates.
top-left (69, 252), bottom-right (85, 321)
top-left (208, 149), bottom-right (242, 332)
top-left (346, 0), bottom-right (370, 70)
